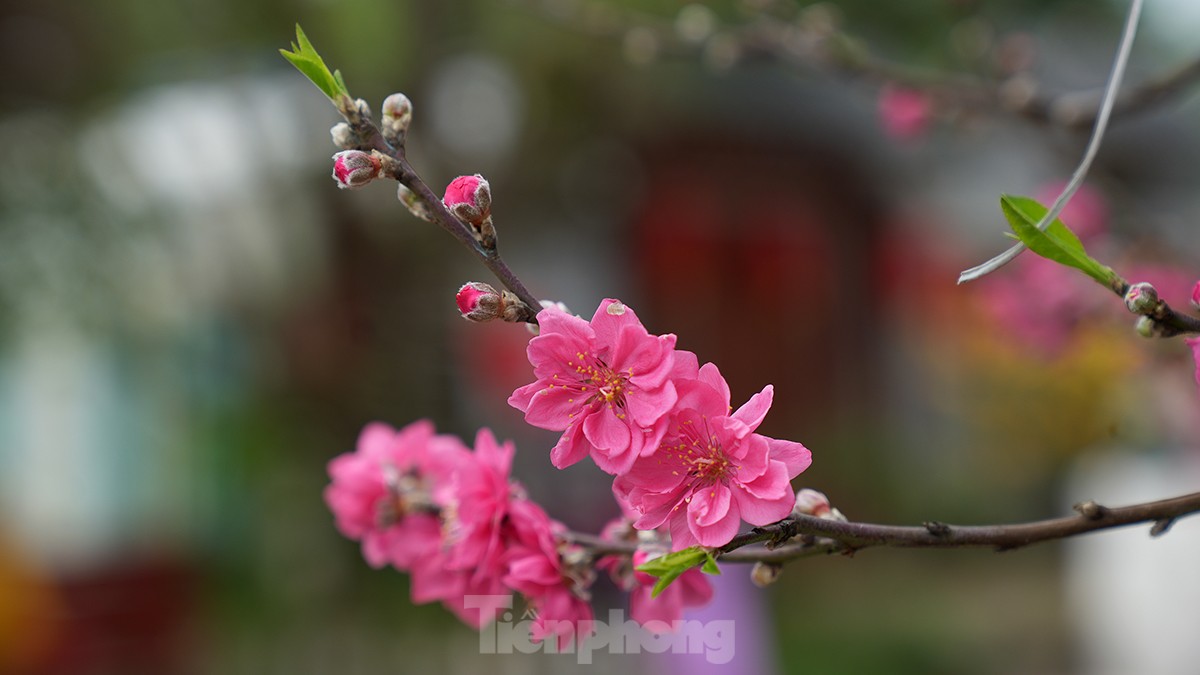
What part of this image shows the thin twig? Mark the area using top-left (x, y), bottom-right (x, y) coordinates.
top-left (336, 98), bottom-right (543, 320)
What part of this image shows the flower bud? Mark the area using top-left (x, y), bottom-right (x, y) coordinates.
top-left (354, 98), bottom-right (372, 119)
top-left (381, 93), bottom-right (413, 141)
top-left (499, 291), bottom-right (536, 323)
top-left (443, 174), bottom-right (491, 226)
top-left (1135, 315), bottom-right (1156, 338)
top-left (444, 174), bottom-right (496, 248)
top-left (792, 488), bottom-right (832, 518)
top-left (331, 150), bottom-right (382, 190)
top-left (750, 561), bottom-right (782, 588)
top-left (457, 282), bottom-right (502, 322)
top-left (1124, 282), bottom-right (1159, 314)
top-left (397, 184), bottom-right (433, 221)
top-left (330, 122), bottom-right (356, 150)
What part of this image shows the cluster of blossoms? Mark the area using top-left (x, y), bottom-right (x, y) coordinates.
top-left (324, 420), bottom-right (593, 645)
top-left (325, 295), bottom-right (813, 644)
top-left (509, 298), bottom-right (812, 549)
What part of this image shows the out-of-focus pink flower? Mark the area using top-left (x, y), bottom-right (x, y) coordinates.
top-left (422, 428), bottom-right (522, 628)
top-left (509, 299), bottom-right (680, 474)
top-left (976, 253), bottom-right (1103, 356)
top-left (1035, 181), bottom-right (1108, 241)
top-left (323, 420), bottom-right (466, 570)
top-left (878, 84), bottom-right (932, 141)
top-left (615, 363), bottom-right (812, 549)
top-left (439, 429), bottom-right (516, 571)
top-left (503, 499), bottom-right (594, 649)
top-left (331, 150), bottom-right (382, 189)
top-left (1191, 281), bottom-right (1200, 309)
top-left (1186, 337), bottom-right (1200, 390)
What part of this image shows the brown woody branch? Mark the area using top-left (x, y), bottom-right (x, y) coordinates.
top-left (566, 491), bottom-right (1200, 565)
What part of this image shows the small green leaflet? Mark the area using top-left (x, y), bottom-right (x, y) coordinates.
top-left (279, 24), bottom-right (349, 100)
top-left (999, 194), bottom-right (1118, 287)
top-left (635, 546), bottom-right (722, 598)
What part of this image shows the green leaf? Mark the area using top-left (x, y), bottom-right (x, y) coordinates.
top-left (635, 547), bottom-right (709, 598)
top-left (701, 551), bottom-right (721, 576)
top-left (1000, 194), bottom-right (1118, 286)
top-left (279, 24), bottom-right (349, 100)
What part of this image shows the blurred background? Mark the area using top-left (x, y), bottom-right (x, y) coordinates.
top-left (2, 0), bottom-right (1200, 673)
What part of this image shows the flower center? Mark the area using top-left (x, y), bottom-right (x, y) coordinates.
top-left (665, 415), bottom-right (735, 484)
top-left (570, 352), bottom-right (632, 410)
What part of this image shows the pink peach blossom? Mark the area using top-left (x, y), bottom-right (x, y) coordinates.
top-left (616, 363), bottom-right (812, 549)
top-left (509, 299), bottom-right (680, 474)
top-left (323, 420), bottom-right (467, 570)
top-left (502, 499), bottom-right (594, 649)
top-left (422, 428), bottom-right (522, 628)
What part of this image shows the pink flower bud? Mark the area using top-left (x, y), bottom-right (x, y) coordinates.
top-left (1124, 282), bottom-right (1159, 314)
top-left (443, 174), bottom-right (491, 225)
top-left (1191, 280), bottom-right (1200, 310)
top-left (331, 150), bottom-right (381, 190)
top-left (792, 488), bottom-right (832, 518)
top-left (456, 281), bottom-right (502, 322)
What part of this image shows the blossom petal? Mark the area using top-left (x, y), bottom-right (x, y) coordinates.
top-left (687, 489), bottom-right (740, 547)
top-left (688, 483), bottom-right (732, 527)
top-left (590, 298), bottom-right (642, 346)
top-left (536, 306), bottom-right (595, 346)
top-left (583, 407), bottom-right (631, 454)
top-left (734, 461), bottom-right (795, 525)
top-left (696, 362), bottom-right (731, 411)
top-left (357, 422), bottom-right (398, 458)
top-left (731, 384), bottom-right (774, 432)
top-left (768, 438), bottom-right (813, 478)
top-left (522, 385), bottom-right (583, 431)
top-left (624, 379), bottom-right (677, 427)
top-left (549, 422), bottom-right (593, 469)
top-left (527, 331), bottom-right (591, 380)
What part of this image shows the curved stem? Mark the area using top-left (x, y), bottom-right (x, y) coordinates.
top-left (958, 0), bottom-right (1144, 284)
